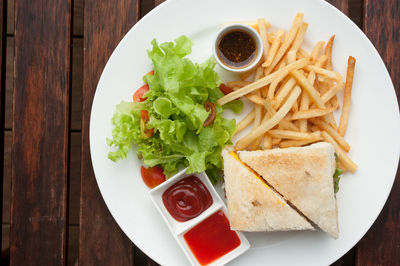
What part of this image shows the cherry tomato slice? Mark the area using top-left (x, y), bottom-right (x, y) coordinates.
top-left (133, 84), bottom-right (149, 102)
top-left (146, 70), bottom-right (154, 76)
top-left (141, 166), bottom-right (166, 188)
top-left (140, 110), bottom-right (154, 138)
top-left (140, 110), bottom-right (150, 122)
top-left (219, 83), bottom-right (234, 95)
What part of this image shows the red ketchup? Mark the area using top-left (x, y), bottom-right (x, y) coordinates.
top-left (184, 210), bottom-right (241, 265)
top-left (162, 176), bottom-right (212, 222)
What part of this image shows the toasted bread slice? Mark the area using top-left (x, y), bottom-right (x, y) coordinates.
top-left (238, 142), bottom-right (338, 238)
top-left (222, 149), bottom-right (314, 231)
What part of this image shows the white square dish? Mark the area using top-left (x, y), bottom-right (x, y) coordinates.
top-left (149, 168), bottom-right (250, 265)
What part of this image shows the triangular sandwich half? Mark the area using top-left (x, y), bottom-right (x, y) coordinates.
top-left (222, 149), bottom-right (314, 232)
top-left (238, 142), bottom-right (338, 238)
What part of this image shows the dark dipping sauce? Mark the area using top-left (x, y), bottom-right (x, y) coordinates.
top-left (217, 30), bottom-right (257, 68)
top-left (162, 176), bottom-right (212, 222)
top-left (184, 210), bottom-right (241, 265)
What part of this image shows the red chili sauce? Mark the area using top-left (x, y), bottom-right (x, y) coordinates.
top-left (184, 210), bottom-right (241, 265)
top-left (162, 176), bottom-right (212, 222)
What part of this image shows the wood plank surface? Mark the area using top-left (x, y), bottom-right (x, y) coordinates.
top-left (327, 0), bottom-right (349, 15)
top-left (6, 0), bottom-right (13, 35)
top-left (0, 0), bottom-right (4, 252)
top-left (79, 1), bottom-right (139, 265)
top-left (4, 37), bottom-right (13, 130)
top-left (2, 132), bottom-right (11, 224)
top-left (73, 0), bottom-right (83, 36)
top-left (71, 38), bottom-right (83, 131)
top-left (356, 1), bottom-right (400, 265)
top-left (10, 0), bottom-right (71, 265)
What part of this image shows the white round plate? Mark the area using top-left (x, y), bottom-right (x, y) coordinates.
top-left (90, 0), bottom-right (400, 265)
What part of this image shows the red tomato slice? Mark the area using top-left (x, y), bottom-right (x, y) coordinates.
top-left (219, 83), bottom-right (234, 95)
top-left (140, 110), bottom-right (150, 122)
top-left (140, 110), bottom-right (154, 138)
top-left (133, 84), bottom-right (149, 102)
top-left (141, 166), bottom-right (166, 188)
top-left (146, 70), bottom-right (154, 76)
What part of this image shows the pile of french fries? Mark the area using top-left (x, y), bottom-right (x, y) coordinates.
top-left (218, 13), bottom-right (357, 173)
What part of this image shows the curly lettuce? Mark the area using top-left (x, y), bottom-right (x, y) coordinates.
top-left (107, 35), bottom-right (242, 183)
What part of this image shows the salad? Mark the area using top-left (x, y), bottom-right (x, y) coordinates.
top-left (107, 35), bottom-right (242, 184)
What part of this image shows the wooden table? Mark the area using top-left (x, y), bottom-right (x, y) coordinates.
top-left (1, 0), bottom-right (399, 265)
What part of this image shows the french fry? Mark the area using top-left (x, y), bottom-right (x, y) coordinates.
top-left (273, 78), bottom-right (297, 109)
top-left (287, 50), bottom-right (297, 64)
top-left (338, 56), bottom-right (356, 136)
top-left (236, 86), bottom-right (301, 150)
top-left (234, 110), bottom-right (255, 136)
top-left (310, 118), bottom-right (350, 152)
top-left (299, 90), bottom-right (310, 132)
top-left (263, 29), bottom-right (284, 68)
top-left (321, 81), bottom-right (344, 104)
top-left (299, 71), bottom-right (316, 131)
top-left (279, 118), bottom-right (299, 131)
top-left (218, 58), bottom-right (310, 105)
top-left (315, 54), bottom-right (328, 68)
top-left (305, 65), bottom-right (342, 81)
top-left (290, 69), bottom-right (325, 108)
top-left (290, 106), bottom-right (337, 120)
top-left (279, 138), bottom-right (323, 148)
top-left (268, 66), bottom-right (291, 99)
top-left (291, 89), bottom-right (300, 112)
top-left (258, 18), bottom-right (270, 62)
top-left (271, 138), bottom-right (282, 146)
top-left (224, 14), bottom-right (356, 174)
top-left (322, 131), bottom-right (357, 172)
top-left (324, 35), bottom-right (335, 70)
top-left (267, 129), bottom-right (321, 140)
top-left (265, 13), bottom-right (304, 75)
top-left (311, 41), bottom-right (325, 61)
top-left (289, 22), bottom-right (308, 54)
top-left (263, 134), bottom-right (273, 149)
top-left (298, 47), bottom-right (311, 58)
top-left (246, 94), bottom-right (264, 106)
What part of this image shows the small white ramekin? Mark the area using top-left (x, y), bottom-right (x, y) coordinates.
top-left (213, 23), bottom-right (263, 73)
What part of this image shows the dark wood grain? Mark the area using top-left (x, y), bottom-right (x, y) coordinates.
top-left (10, 0), bottom-right (71, 265)
top-left (79, 1), bottom-right (139, 265)
top-left (355, 0), bottom-right (400, 265)
top-left (2, 132), bottom-right (11, 225)
top-left (68, 225), bottom-right (79, 266)
top-left (327, 0), bottom-right (349, 15)
top-left (0, 0), bottom-right (4, 252)
top-left (4, 37), bottom-right (12, 130)
top-left (6, 0), bottom-right (13, 35)
top-left (154, 0), bottom-right (165, 7)
top-left (69, 132), bottom-right (81, 225)
top-left (73, 0), bottom-right (83, 36)
top-left (71, 38), bottom-right (82, 131)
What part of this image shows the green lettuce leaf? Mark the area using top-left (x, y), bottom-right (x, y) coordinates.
top-left (107, 35), bottom-right (241, 183)
top-left (333, 168), bottom-right (343, 193)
